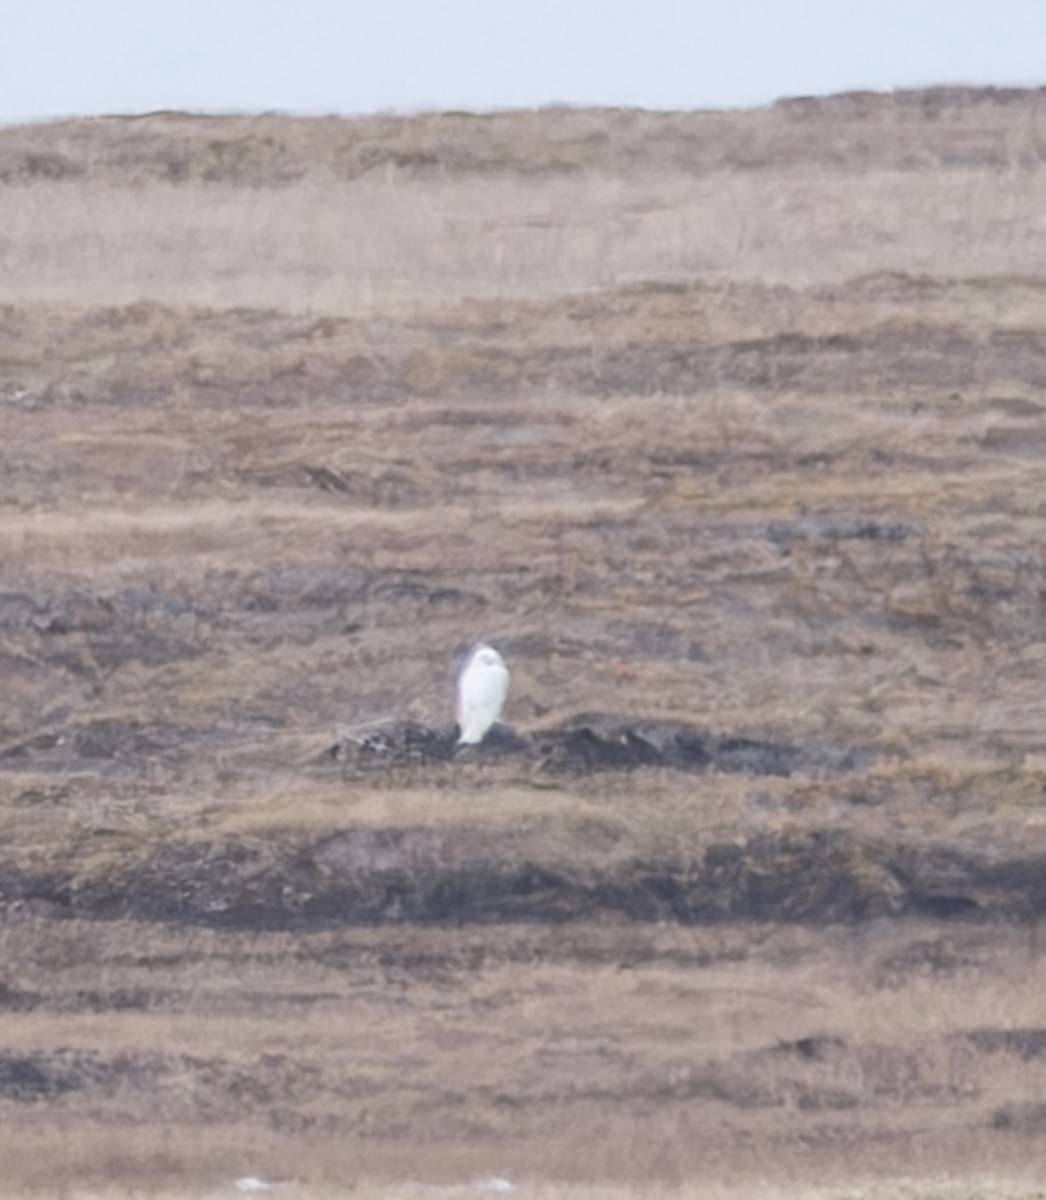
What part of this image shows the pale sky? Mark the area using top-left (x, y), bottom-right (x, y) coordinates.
top-left (2, 0), bottom-right (1044, 125)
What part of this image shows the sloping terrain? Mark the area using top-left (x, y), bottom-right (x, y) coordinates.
top-left (1, 89), bottom-right (1046, 1193)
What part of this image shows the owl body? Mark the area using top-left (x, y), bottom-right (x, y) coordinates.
top-left (456, 643), bottom-right (509, 745)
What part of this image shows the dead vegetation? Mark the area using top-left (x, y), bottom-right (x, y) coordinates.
top-left (0, 916), bottom-right (1045, 1193)
top-left (2, 87), bottom-right (1046, 1193)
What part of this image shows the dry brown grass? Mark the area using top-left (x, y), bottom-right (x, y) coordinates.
top-left (5, 89), bottom-right (1046, 1194)
top-left (2, 92), bottom-right (1046, 314)
top-left (3, 167), bottom-right (1046, 314)
top-left (0, 916), bottom-right (1045, 1193)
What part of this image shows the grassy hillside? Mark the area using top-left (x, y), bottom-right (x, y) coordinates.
top-left (2, 88), bottom-right (1046, 1194)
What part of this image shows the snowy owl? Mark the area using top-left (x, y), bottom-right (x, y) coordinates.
top-left (456, 643), bottom-right (509, 746)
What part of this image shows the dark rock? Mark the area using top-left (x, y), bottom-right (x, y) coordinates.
top-left (10, 814), bottom-right (1046, 931)
top-left (713, 736), bottom-right (801, 777)
top-left (535, 716), bottom-right (670, 772)
top-left (73, 719), bottom-right (177, 760)
top-left (0, 1051), bottom-right (110, 1102)
top-left (330, 712), bottom-right (874, 778)
top-left (0, 592), bottom-right (36, 630)
top-left (967, 1029), bottom-right (1046, 1061)
top-left (0, 730), bottom-right (67, 761)
top-left (0, 719), bottom-right (198, 771)
top-left (333, 720), bottom-right (457, 767)
top-left (32, 592), bottom-right (116, 635)
top-left (992, 1102), bottom-right (1046, 1132)
top-left (455, 723), bottom-right (530, 757)
top-left (765, 517), bottom-right (917, 548)
top-left (777, 1035), bottom-right (849, 1061)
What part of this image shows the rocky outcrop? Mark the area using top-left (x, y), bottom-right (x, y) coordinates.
top-left (332, 713), bottom-right (879, 776)
top-left (0, 818), bottom-right (1039, 931)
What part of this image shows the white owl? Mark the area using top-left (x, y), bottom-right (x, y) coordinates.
top-left (456, 643), bottom-right (509, 746)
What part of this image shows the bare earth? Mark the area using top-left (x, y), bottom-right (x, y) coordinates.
top-left (2, 88), bottom-right (1046, 1196)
